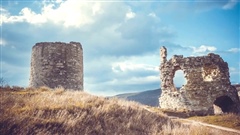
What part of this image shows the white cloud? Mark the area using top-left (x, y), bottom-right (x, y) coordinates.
top-left (222, 0), bottom-right (238, 10)
top-left (148, 12), bottom-right (161, 22)
top-left (0, 7), bottom-right (7, 12)
top-left (84, 54), bottom-right (160, 96)
top-left (41, 0), bottom-right (102, 27)
top-left (125, 9), bottom-right (136, 20)
top-left (87, 74), bottom-right (160, 96)
top-left (191, 45), bottom-right (217, 54)
top-left (1, 0), bottom-right (105, 27)
top-left (111, 54), bottom-right (160, 73)
top-left (92, 3), bottom-right (103, 15)
top-left (21, 7), bottom-right (47, 24)
top-left (0, 38), bottom-right (7, 46)
top-left (118, 75), bottom-right (159, 85)
top-left (1, 7), bottom-right (43, 24)
top-left (56, 0), bottom-right (63, 3)
top-left (112, 62), bottom-right (158, 73)
top-left (148, 12), bottom-right (156, 18)
top-left (227, 48), bottom-right (240, 53)
top-left (103, 75), bottom-right (159, 86)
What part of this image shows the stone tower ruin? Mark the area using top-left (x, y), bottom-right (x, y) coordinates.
top-left (159, 46), bottom-right (240, 115)
top-left (29, 42), bottom-right (83, 90)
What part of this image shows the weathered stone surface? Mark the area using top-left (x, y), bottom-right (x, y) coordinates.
top-left (29, 42), bottom-right (83, 90)
top-left (159, 46), bottom-right (240, 115)
top-left (235, 85), bottom-right (240, 97)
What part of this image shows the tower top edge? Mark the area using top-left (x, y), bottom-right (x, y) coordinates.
top-left (33, 41), bottom-right (82, 49)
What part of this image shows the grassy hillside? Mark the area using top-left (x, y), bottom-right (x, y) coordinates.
top-left (0, 86), bottom-right (238, 135)
top-left (115, 89), bottom-right (161, 107)
top-left (189, 114), bottom-right (240, 130)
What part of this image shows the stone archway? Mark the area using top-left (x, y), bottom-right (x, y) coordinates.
top-left (213, 96), bottom-right (234, 114)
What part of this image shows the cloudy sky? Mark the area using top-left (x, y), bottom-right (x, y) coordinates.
top-left (1, 0), bottom-right (239, 96)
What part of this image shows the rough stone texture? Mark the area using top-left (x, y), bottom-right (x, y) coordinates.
top-left (29, 42), bottom-right (83, 90)
top-left (159, 46), bottom-right (240, 115)
top-left (235, 85), bottom-right (240, 97)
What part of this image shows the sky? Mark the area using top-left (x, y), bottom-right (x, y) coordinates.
top-left (0, 0), bottom-right (239, 96)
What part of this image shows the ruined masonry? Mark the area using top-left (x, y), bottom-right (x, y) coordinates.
top-left (29, 42), bottom-right (83, 90)
top-left (159, 46), bottom-right (240, 115)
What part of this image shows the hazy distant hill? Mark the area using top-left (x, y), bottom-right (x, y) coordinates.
top-left (115, 85), bottom-right (240, 107)
top-left (115, 89), bottom-right (161, 107)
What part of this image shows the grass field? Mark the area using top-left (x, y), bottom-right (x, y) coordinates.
top-left (189, 114), bottom-right (240, 130)
top-left (0, 86), bottom-right (239, 135)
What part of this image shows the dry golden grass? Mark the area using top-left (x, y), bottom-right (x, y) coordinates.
top-left (0, 86), bottom-right (238, 135)
top-left (189, 114), bottom-right (240, 130)
top-left (146, 106), bottom-right (239, 135)
top-left (0, 87), bottom-right (172, 134)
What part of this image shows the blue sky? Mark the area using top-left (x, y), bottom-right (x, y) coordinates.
top-left (1, 0), bottom-right (239, 96)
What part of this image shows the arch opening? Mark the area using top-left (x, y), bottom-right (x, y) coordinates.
top-left (173, 69), bottom-right (186, 90)
top-left (213, 96), bottom-right (234, 114)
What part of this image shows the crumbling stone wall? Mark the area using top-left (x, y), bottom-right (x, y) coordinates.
top-left (29, 42), bottom-right (83, 90)
top-left (159, 46), bottom-right (240, 115)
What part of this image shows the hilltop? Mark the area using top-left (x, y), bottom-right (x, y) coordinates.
top-left (114, 89), bottom-right (161, 107)
top-left (0, 87), bottom-right (239, 135)
top-left (0, 87), bottom-right (175, 134)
